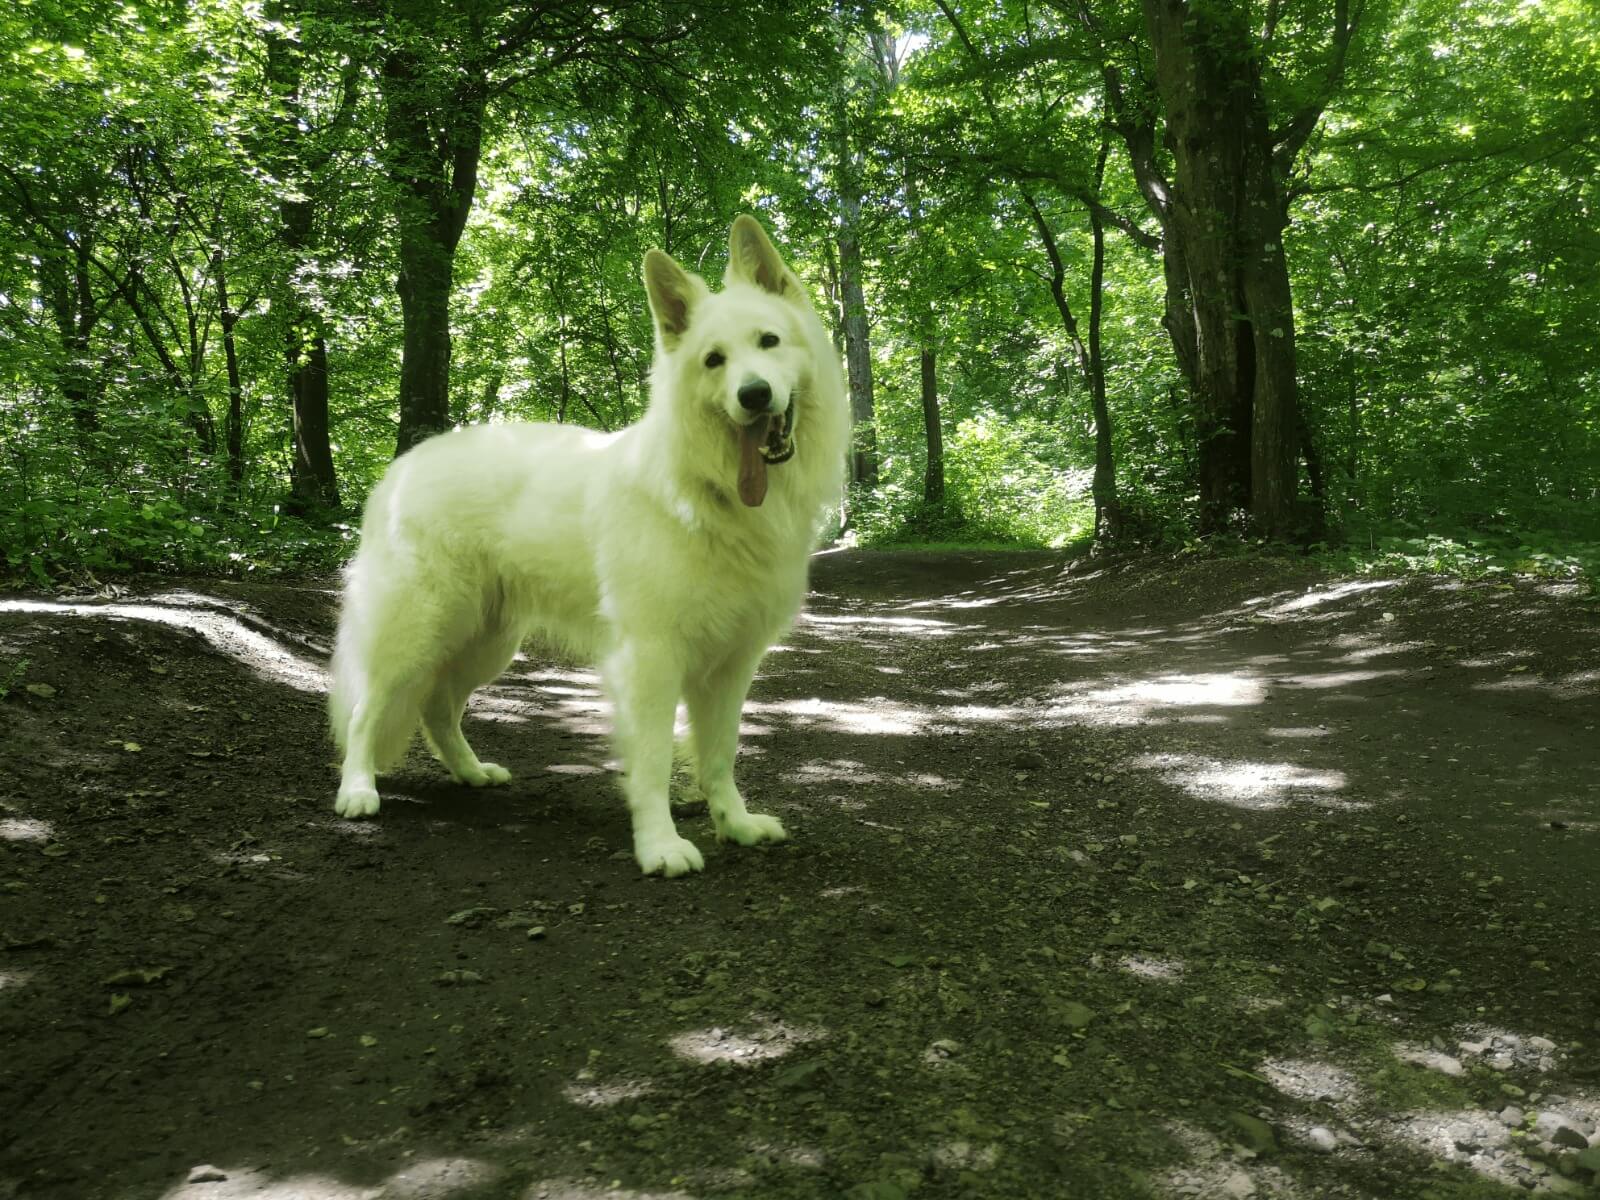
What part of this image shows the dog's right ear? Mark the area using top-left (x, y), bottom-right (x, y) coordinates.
top-left (643, 249), bottom-right (702, 350)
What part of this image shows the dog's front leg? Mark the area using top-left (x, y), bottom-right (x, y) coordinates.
top-left (686, 648), bottom-right (787, 848)
top-left (607, 641), bottom-right (703, 877)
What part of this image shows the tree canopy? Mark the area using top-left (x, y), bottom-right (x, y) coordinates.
top-left (2, 0), bottom-right (1596, 581)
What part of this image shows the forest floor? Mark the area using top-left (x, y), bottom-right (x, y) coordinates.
top-left (1, 549), bottom-right (1598, 1200)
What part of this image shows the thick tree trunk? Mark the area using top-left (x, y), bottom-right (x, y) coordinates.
top-left (1142, 0), bottom-right (1303, 538)
top-left (920, 347), bottom-right (944, 506)
top-left (393, 230), bottom-right (456, 452)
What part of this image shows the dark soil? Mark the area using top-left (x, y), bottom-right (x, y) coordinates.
top-left (1, 550), bottom-right (1597, 1200)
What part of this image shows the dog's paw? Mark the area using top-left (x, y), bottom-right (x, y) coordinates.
top-left (635, 835), bottom-right (705, 878)
top-left (717, 811), bottom-right (788, 847)
top-left (335, 786), bottom-right (381, 819)
top-left (455, 762), bottom-right (512, 787)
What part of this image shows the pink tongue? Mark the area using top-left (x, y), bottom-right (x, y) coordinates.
top-left (738, 416), bottom-right (770, 507)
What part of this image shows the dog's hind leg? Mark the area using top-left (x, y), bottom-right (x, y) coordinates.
top-left (336, 684), bottom-right (423, 818)
top-left (606, 640), bottom-right (702, 877)
top-left (421, 627), bottom-right (521, 787)
top-left (685, 644), bottom-right (787, 848)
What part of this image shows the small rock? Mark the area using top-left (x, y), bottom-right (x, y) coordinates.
top-left (187, 1165), bottom-right (227, 1183)
top-left (1537, 1112), bottom-right (1586, 1146)
top-left (24, 683), bottom-right (56, 699)
top-left (1551, 1126), bottom-right (1589, 1151)
top-left (1226, 1112), bottom-right (1278, 1155)
top-left (1574, 1146), bottom-right (1600, 1174)
top-left (1528, 1036), bottom-right (1558, 1053)
top-left (1307, 1126), bottom-right (1338, 1153)
top-left (444, 907), bottom-right (498, 928)
top-left (1500, 1106), bottom-right (1526, 1128)
top-left (306, 1027), bottom-right (330, 1039)
top-left (1218, 1169), bottom-right (1256, 1198)
top-left (1447, 1121), bottom-right (1484, 1152)
top-left (1013, 751), bottom-right (1047, 770)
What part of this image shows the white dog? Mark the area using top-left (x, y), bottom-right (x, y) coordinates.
top-left (328, 215), bottom-right (848, 875)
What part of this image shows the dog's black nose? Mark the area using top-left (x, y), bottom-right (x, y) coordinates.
top-left (737, 380), bottom-right (773, 412)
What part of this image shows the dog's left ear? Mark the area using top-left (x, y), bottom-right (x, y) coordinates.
top-left (726, 214), bottom-right (801, 299)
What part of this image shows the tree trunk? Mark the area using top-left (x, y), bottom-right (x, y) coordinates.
top-left (214, 251), bottom-right (245, 497)
top-left (1020, 190), bottom-right (1121, 540)
top-left (1087, 138), bottom-right (1120, 541)
top-left (837, 195), bottom-right (877, 486)
top-left (920, 347), bottom-right (944, 506)
top-left (1142, 0), bottom-right (1304, 537)
top-left (393, 230), bottom-right (456, 452)
top-left (380, 48), bottom-right (485, 457)
top-left (43, 234), bottom-right (102, 439)
top-left (833, 87), bottom-right (877, 486)
top-left (281, 194), bottom-right (340, 509)
top-left (265, 5), bottom-right (342, 511)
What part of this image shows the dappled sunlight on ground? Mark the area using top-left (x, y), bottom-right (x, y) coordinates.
top-left (158, 1155), bottom-right (500, 1199)
top-left (799, 612), bottom-right (964, 637)
top-left (526, 1181), bottom-right (696, 1200)
top-left (1129, 752), bottom-right (1355, 811)
top-left (1249, 578), bottom-right (1401, 617)
top-left (0, 969), bottom-right (33, 993)
top-left (1117, 954), bottom-right (1185, 981)
top-left (563, 1078), bottom-right (656, 1108)
top-left (1244, 1026), bottom-right (1596, 1193)
top-left (0, 816), bottom-right (55, 842)
top-left (1276, 667), bottom-right (1406, 690)
top-left (0, 597), bottom-right (326, 692)
top-left (668, 1016), bottom-right (825, 1066)
top-left (1158, 1119), bottom-right (1306, 1199)
top-left (744, 697), bottom-right (927, 736)
top-left (1087, 672), bottom-right (1267, 709)
top-left (794, 758), bottom-right (956, 789)
top-left (1258, 1057), bottom-right (1364, 1106)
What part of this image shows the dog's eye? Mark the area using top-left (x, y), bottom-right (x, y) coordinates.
top-left (759, 333), bottom-right (780, 349)
top-left (704, 350), bottom-right (725, 368)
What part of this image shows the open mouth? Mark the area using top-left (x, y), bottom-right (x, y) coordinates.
top-left (761, 406), bottom-right (796, 464)
top-left (735, 404), bottom-right (798, 509)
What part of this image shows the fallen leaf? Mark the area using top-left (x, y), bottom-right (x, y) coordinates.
top-left (102, 966), bottom-right (172, 987)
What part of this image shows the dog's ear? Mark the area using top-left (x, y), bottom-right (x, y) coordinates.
top-left (643, 249), bottom-right (702, 349)
top-left (726, 214), bottom-right (800, 299)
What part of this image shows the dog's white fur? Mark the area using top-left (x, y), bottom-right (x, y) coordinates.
top-left (329, 216), bottom-right (848, 875)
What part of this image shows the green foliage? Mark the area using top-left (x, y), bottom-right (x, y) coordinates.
top-left (0, 657), bottom-right (27, 699)
top-left (849, 415), bottom-right (1095, 549)
top-left (1318, 527), bottom-right (1600, 593)
top-left (0, 0), bottom-right (1594, 580)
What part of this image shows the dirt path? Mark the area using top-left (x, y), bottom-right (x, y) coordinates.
top-left (1, 551), bottom-right (1597, 1200)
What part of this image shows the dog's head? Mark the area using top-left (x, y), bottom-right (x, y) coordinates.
top-left (643, 216), bottom-right (813, 508)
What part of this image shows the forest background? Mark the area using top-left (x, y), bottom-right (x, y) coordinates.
top-left (1, 0), bottom-right (1596, 587)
